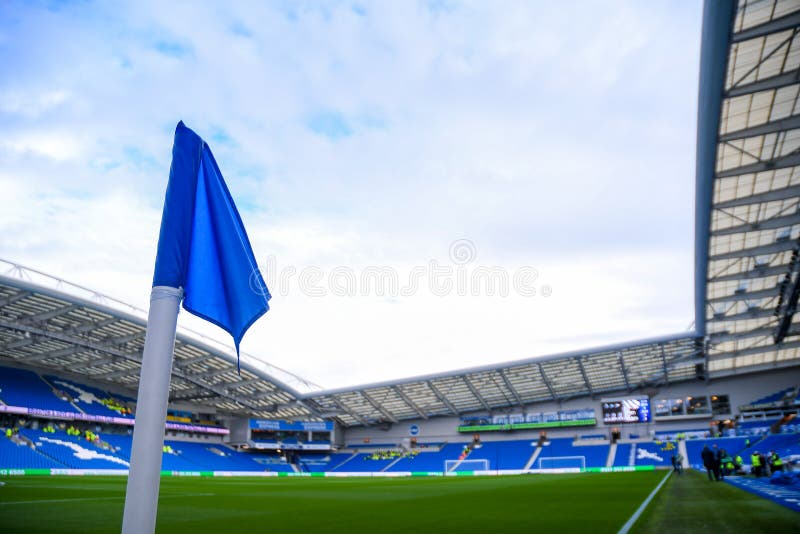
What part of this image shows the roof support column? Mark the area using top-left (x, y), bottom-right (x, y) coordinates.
top-left (463, 376), bottom-right (492, 413)
top-left (695, 0), bottom-right (736, 339)
top-left (392, 385), bottom-right (428, 419)
top-left (538, 364), bottom-right (558, 401)
top-left (498, 369), bottom-right (525, 411)
top-left (618, 352), bottom-right (632, 392)
top-left (427, 381), bottom-right (459, 416)
top-left (360, 390), bottom-right (399, 423)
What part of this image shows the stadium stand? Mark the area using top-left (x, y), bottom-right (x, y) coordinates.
top-left (43, 375), bottom-right (133, 418)
top-left (159, 445), bottom-right (205, 472)
top-left (298, 452), bottom-right (353, 472)
top-left (162, 441), bottom-right (266, 472)
top-left (781, 416), bottom-right (799, 434)
top-left (19, 428), bottom-right (129, 469)
top-left (332, 452), bottom-right (396, 472)
top-left (99, 433), bottom-right (133, 459)
top-left (384, 443), bottom-right (466, 472)
top-left (232, 450), bottom-right (290, 471)
top-left (0, 366), bottom-right (78, 413)
top-left (535, 438), bottom-right (610, 469)
top-left (467, 439), bottom-right (538, 470)
top-left (737, 419), bottom-right (779, 436)
top-left (572, 443), bottom-right (610, 469)
top-left (246, 453), bottom-right (295, 472)
top-left (631, 441), bottom-right (677, 468)
top-left (0, 433), bottom-right (63, 469)
top-left (684, 437), bottom-right (748, 469)
top-left (738, 434), bottom-right (800, 461)
top-left (612, 443), bottom-right (633, 467)
top-left (746, 386), bottom-right (798, 409)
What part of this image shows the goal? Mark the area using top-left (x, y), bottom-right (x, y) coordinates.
top-left (537, 456), bottom-right (586, 471)
top-left (444, 459), bottom-right (490, 473)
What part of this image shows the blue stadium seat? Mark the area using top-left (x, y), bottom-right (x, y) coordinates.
top-left (613, 444), bottom-right (633, 467)
top-left (0, 435), bottom-right (65, 469)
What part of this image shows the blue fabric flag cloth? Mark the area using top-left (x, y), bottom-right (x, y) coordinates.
top-left (153, 121), bottom-right (271, 367)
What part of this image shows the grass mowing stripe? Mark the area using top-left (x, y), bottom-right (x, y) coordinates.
top-left (0, 492), bottom-right (216, 506)
top-left (618, 470), bottom-right (671, 534)
top-left (0, 496), bottom-right (123, 506)
top-left (634, 469), bottom-right (800, 533)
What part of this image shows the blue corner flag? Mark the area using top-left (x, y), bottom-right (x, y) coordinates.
top-left (152, 121), bottom-right (271, 365)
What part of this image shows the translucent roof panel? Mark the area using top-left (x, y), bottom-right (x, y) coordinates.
top-left (705, 0), bottom-right (800, 376)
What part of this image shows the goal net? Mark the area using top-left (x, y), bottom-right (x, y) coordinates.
top-left (444, 459), bottom-right (490, 473)
top-left (537, 456), bottom-right (586, 471)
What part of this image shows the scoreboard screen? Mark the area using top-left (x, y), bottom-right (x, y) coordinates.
top-left (602, 398), bottom-right (651, 424)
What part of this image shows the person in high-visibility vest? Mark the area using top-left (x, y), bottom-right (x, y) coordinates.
top-left (770, 451), bottom-right (783, 473)
top-left (734, 455), bottom-right (744, 474)
top-left (751, 452), bottom-right (761, 477)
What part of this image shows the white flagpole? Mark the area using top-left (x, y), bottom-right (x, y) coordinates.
top-left (122, 286), bottom-right (183, 534)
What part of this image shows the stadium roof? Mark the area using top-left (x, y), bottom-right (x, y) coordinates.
top-left (2, 0), bottom-right (800, 428)
top-left (697, 0), bottom-right (800, 378)
top-left (0, 260), bottom-right (322, 421)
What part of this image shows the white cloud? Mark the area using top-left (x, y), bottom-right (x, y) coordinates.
top-left (2, 130), bottom-right (86, 161)
top-left (0, 89), bottom-right (71, 117)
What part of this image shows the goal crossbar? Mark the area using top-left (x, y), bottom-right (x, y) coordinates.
top-left (444, 459), bottom-right (490, 472)
top-left (537, 456), bottom-right (586, 470)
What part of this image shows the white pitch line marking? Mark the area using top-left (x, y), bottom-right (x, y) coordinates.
top-left (618, 470), bottom-right (672, 534)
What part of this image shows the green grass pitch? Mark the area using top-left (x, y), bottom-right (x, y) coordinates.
top-left (0, 471), bottom-right (796, 533)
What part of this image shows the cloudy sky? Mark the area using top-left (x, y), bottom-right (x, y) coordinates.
top-left (0, 1), bottom-right (702, 390)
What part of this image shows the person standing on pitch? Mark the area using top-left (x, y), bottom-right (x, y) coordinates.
top-left (701, 444), bottom-right (715, 481)
top-left (712, 444), bottom-right (723, 481)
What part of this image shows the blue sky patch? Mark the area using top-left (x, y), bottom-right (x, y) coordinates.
top-left (230, 22), bottom-right (252, 38)
top-left (154, 40), bottom-right (191, 58)
top-left (209, 126), bottom-right (234, 146)
top-left (307, 111), bottom-right (353, 140)
top-left (124, 146), bottom-right (158, 171)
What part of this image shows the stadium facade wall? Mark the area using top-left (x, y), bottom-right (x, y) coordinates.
top-left (342, 368), bottom-right (798, 444)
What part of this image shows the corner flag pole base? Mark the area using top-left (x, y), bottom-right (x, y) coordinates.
top-left (122, 286), bottom-right (182, 534)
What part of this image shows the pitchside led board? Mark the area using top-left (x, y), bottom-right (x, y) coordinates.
top-left (601, 398), bottom-right (652, 424)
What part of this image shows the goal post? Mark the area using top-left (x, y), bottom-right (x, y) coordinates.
top-left (444, 459), bottom-right (490, 473)
top-left (537, 456), bottom-right (586, 471)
